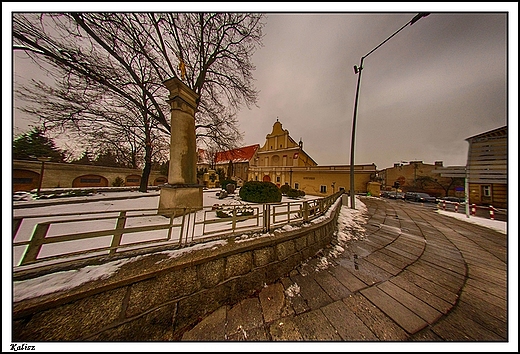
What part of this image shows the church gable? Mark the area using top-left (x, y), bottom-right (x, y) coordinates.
top-left (259, 120), bottom-right (299, 152)
top-left (257, 119), bottom-right (318, 167)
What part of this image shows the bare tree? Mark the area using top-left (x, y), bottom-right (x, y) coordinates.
top-left (13, 13), bottom-right (265, 189)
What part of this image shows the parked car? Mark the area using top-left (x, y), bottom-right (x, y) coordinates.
top-left (380, 191), bottom-right (391, 198)
top-left (388, 192), bottom-right (405, 200)
top-left (412, 193), bottom-right (436, 203)
top-left (404, 192), bottom-right (418, 201)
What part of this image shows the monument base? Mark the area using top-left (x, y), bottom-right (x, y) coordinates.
top-left (158, 184), bottom-right (203, 215)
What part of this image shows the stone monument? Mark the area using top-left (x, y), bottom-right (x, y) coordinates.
top-left (158, 77), bottom-right (203, 213)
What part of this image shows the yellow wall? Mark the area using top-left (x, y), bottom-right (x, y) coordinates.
top-left (248, 165), bottom-right (376, 197)
top-left (13, 160), bottom-right (167, 192)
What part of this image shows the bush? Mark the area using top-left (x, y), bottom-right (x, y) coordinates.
top-left (286, 188), bottom-right (299, 199)
top-left (239, 181), bottom-right (282, 203)
top-left (286, 188), bottom-right (306, 199)
top-left (280, 184), bottom-right (291, 195)
top-left (112, 176), bottom-right (125, 187)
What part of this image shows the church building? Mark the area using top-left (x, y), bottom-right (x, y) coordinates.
top-left (205, 119), bottom-right (378, 197)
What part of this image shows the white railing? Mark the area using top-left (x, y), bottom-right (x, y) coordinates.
top-left (13, 191), bottom-right (343, 276)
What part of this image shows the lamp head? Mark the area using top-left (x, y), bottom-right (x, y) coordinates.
top-left (410, 13), bottom-right (430, 25)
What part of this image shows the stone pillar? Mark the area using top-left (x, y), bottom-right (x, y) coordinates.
top-left (158, 77), bottom-right (203, 213)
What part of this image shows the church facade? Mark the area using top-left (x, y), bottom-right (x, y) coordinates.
top-left (205, 120), bottom-right (378, 197)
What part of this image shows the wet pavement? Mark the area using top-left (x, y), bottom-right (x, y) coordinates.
top-left (180, 197), bottom-right (509, 344)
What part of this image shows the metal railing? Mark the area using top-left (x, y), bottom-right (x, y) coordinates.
top-left (13, 191), bottom-right (343, 274)
top-left (437, 200), bottom-right (507, 220)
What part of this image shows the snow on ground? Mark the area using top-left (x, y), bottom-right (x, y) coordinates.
top-left (9, 188), bottom-right (323, 302)
top-left (436, 209), bottom-right (507, 234)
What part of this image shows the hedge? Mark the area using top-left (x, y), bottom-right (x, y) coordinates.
top-left (239, 181), bottom-right (282, 203)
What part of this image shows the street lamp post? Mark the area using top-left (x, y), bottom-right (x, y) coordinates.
top-left (37, 156), bottom-right (52, 196)
top-left (349, 13), bottom-right (429, 209)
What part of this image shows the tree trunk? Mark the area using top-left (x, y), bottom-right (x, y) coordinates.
top-left (140, 161), bottom-right (151, 192)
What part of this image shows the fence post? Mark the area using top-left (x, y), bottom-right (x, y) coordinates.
top-left (231, 207), bottom-right (237, 231)
top-left (19, 222), bottom-right (50, 266)
top-left (489, 205), bottom-right (495, 220)
top-left (455, 202), bottom-right (459, 213)
top-left (110, 211), bottom-right (127, 255)
top-left (471, 204), bottom-right (477, 216)
top-left (303, 201), bottom-right (309, 222)
top-left (13, 218), bottom-right (23, 240)
top-left (263, 204), bottom-right (271, 232)
top-left (442, 200), bottom-right (446, 210)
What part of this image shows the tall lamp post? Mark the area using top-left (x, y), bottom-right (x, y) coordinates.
top-left (349, 13), bottom-right (430, 209)
top-left (37, 156), bottom-right (52, 196)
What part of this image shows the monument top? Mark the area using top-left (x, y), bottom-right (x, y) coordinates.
top-left (163, 77), bottom-right (199, 107)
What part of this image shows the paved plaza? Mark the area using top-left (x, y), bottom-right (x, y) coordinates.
top-left (181, 197), bottom-right (509, 344)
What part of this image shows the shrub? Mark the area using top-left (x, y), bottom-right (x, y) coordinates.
top-left (239, 181), bottom-right (282, 203)
top-left (280, 184), bottom-right (291, 195)
top-left (286, 188), bottom-right (306, 199)
top-left (112, 176), bottom-right (125, 187)
top-left (286, 188), bottom-right (300, 199)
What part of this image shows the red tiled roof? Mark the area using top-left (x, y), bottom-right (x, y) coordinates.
top-left (215, 144), bottom-right (259, 164)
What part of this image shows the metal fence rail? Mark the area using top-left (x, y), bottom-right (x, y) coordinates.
top-left (437, 200), bottom-right (507, 220)
top-left (13, 191), bottom-right (343, 274)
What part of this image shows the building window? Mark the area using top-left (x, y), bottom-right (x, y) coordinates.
top-left (482, 185), bottom-right (491, 197)
top-left (14, 178), bottom-right (33, 184)
top-left (276, 176), bottom-right (281, 182)
top-left (320, 185), bottom-right (327, 194)
top-left (294, 183), bottom-right (299, 189)
top-left (80, 177), bottom-right (101, 183)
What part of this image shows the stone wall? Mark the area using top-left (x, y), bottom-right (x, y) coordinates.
top-left (13, 160), bottom-right (167, 191)
top-left (12, 199), bottom-right (341, 341)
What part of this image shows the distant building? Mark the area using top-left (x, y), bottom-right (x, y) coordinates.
top-left (431, 126), bottom-right (507, 208)
top-left (197, 144), bottom-right (260, 186)
top-left (378, 160), bottom-right (464, 198)
top-left (215, 144), bottom-right (260, 184)
top-left (197, 120), bottom-right (378, 196)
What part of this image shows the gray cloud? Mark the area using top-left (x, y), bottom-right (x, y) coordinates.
top-left (238, 12), bottom-right (510, 169)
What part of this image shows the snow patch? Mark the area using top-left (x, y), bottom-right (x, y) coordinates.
top-left (285, 283), bottom-right (300, 297)
top-left (13, 256), bottom-right (142, 302)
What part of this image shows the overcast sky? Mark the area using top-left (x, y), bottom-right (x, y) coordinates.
top-left (4, 3), bottom-right (517, 171)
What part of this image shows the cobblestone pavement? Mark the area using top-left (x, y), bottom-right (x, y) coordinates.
top-left (180, 197), bottom-right (510, 347)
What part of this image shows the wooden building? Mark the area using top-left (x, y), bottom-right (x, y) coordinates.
top-left (465, 126), bottom-right (507, 208)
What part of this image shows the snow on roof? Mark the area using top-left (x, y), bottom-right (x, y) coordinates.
top-left (199, 144), bottom-right (260, 165)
